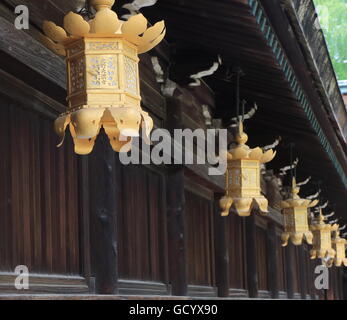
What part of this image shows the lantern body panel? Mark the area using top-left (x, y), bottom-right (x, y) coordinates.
top-left (66, 37), bottom-right (140, 112)
top-left (332, 234), bottom-right (347, 267)
top-left (228, 159), bottom-right (260, 198)
top-left (282, 207), bottom-right (313, 246)
top-left (310, 217), bottom-right (337, 264)
top-left (281, 180), bottom-right (317, 247)
top-left (226, 159), bottom-right (268, 216)
top-left (333, 242), bottom-right (346, 266)
top-left (312, 229), bottom-right (331, 254)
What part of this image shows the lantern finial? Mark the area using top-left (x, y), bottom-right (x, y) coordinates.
top-left (235, 121), bottom-right (248, 145)
top-left (91, 0), bottom-right (115, 11)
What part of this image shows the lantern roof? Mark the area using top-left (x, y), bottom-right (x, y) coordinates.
top-left (227, 122), bottom-right (276, 163)
top-left (332, 227), bottom-right (347, 245)
top-left (40, 0), bottom-right (166, 56)
top-left (310, 209), bottom-right (339, 232)
top-left (281, 178), bottom-right (319, 209)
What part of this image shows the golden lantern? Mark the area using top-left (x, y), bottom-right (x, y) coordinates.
top-left (219, 122), bottom-right (276, 217)
top-left (281, 178), bottom-right (318, 246)
top-left (40, 0), bottom-right (165, 154)
top-left (332, 227), bottom-right (347, 267)
top-left (310, 210), bottom-right (337, 267)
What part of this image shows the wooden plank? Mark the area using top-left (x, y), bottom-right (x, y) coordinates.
top-left (0, 100), bottom-right (11, 270)
top-left (267, 222), bottom-right (278, 298)
top-left (20, 109), bottom-right (32, 269)
top-left (0, 69), bottom-right (64, 118)
top-left (0, 273), bottom-right (89, 294)
top-left (40, 120), bottom-right (53, 272)
top-left (31, 112), bottom-right (42, 270)
top-left (9, 104), bottom-right (20, 269)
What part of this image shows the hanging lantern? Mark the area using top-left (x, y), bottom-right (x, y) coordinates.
top-left (332, 227), bottom-right (347, 267)
top-left (219, 122), bottom-right (276, 217)
top-left (309, 210), bottom-right (338, 267)
top-left (281, 178), bottom-right (318, 246)
top-left (40, 0), bottom-right (165, 154)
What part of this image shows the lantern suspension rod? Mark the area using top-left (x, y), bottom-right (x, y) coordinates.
top-left (236, 68), bottom-right (240, 123)
top-left (289, 142), bottom-right (296, 184)
top-left (241, 99), bottom-right (247, 122)
top-left (233, 66), bottom-right (244, 124)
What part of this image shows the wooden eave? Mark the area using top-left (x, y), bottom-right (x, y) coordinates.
top-left (143, 0), bottom-right (347, 216)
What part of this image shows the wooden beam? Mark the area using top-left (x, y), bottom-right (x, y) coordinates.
top-left (89, 131), bottom-right (119, 294)
top-left (0, 15), bottom-right (66, 89)
top-left (0, 68), bottom-right (64, 118)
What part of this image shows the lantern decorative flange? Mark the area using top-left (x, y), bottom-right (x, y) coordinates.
top-left (310, 210), bottom-right (337, 267)
top-left (219, 122), bottom-right (276, 217)
top-left (281, 178), bottom-right (318, 246)
top-left (332, 227), bottom-right (347, 267)
top-left (40, 0), bottom-right (165, 154)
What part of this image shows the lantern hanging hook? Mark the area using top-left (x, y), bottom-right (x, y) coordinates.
top-left (289, 142), bottom-right (297, 187)
top-left (77, 0), bottom-right (94, 19)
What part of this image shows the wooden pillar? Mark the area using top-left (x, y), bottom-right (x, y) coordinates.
top-left (214, 194), bottom-right (229, 297)
top-left (285, 243), bottom-right (295, 299)
top-left (298, 246), bottom-right (307, 299)
top-left (267, 222), bottom-right (279, 298)
top-left (342, 268), bottom-right (347, 300)
top-left (89, 130), bottom-right (119, 294)
top-left (167, 166), bottom-right (187, 296)
top-left (166, 96), bottom-right (187, 296)
top-left (78, 155), bottom-right (92, 288)
top-left (245, 214), bottom-right (258, 298)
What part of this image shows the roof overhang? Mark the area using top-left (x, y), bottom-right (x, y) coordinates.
top-left (144, 0), bottom-right (347, 216)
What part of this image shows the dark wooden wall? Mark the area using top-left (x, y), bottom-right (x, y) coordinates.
top-left (227, 214), bottom-right (247, 293)
top-left (0, 69), bottom-right (344, 298)
top-left (185, 189), bottom-right (215, 289)
top-left (0, 96), bottom-right (80, 275)
top-left (117, 164), bottom-right (168, 283)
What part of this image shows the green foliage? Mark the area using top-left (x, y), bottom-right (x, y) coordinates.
top-left (314, 0), bottom-right (347, 80)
